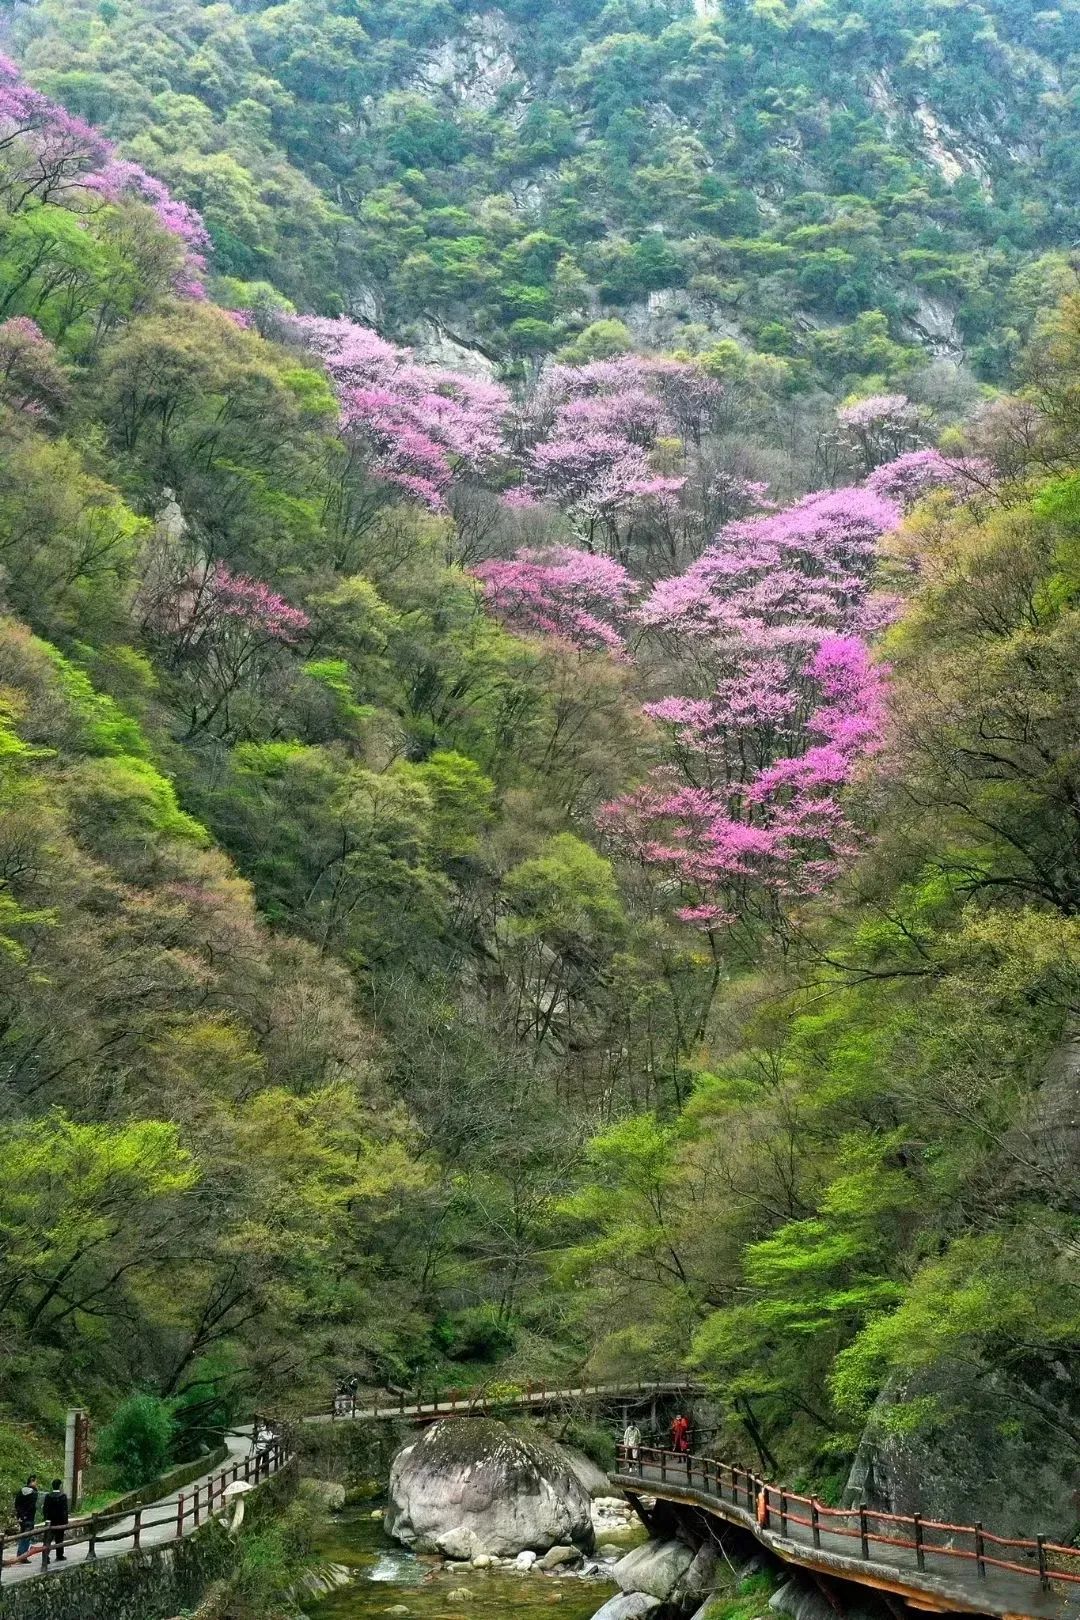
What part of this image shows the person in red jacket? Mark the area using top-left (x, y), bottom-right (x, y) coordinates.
top-left (670, 1413), bottom-right (690, 1454)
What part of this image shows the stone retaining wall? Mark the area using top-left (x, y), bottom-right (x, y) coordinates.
top-left (0, 1459), bottom-right (298, 1620)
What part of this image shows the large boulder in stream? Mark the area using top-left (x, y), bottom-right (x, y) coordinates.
top-left (612, 1540), bottom-right (696, 1602)
top-left (385, 1417), bottom-right (595, 1559)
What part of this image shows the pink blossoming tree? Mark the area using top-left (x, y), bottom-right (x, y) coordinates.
top-left (596, 486), bottom-right (901, 940)
top-left (0, 55), bottom-right (209, 296)
top-left (284, 315), bottom-right (511, 511)
top-left (144, 558), bottom-right (309, 738)
top-left (513, 356), bottom-right (729, 564)
top-left (473, 546), bottom-right (637, 655)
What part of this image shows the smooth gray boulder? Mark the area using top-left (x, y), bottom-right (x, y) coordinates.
top-left (565, 1445), bottom-right (613, 1498)
top-left (385, 1417), bottom-right (594, 1559)
top-left (592, 1596), bottom-right (663, 1620)
top-left (538, 1543), bottom-right (583, 1569)
top-left (676, 1543), bottom-right (720, 1605)
top-left (613, 1539), bottom-right (695, 1601)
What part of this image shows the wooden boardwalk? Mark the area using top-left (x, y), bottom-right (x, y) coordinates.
top-left (614, 1447), bottom-right (1080, 1620)
top-left (312, 1380), bottom-right (1080, 1616)
top-left (310, 1377), bottom-right (701, 1424)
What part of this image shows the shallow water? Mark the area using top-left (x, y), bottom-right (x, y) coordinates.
top-left (305, 1509), bottom-right (620, 1620)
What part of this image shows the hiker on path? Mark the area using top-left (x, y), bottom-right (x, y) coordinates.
top-left (13, 1476), bottom-right (38, 1562)
top-left (622, 1421), bottom-right (641, 1462)
top-left (41, 1480), bottom-right (68, 1564)
top-left (670, 1413), bottom-right (690, 1455)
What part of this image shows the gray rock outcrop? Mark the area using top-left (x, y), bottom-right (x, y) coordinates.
top-left (844, 1359), bottom-right (1080, 1539)
top-left (385, 1417), bottom-right (594, 1559)
top-left (769, 1577), bottom-right (884, 1620)
top-left (612, 1539), bottom-right (696, 1601)
top-left (593, 1596), bottom-right (663, 1620)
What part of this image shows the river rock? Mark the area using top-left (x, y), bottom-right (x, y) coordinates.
top-left (304, 1477), bottom-right (346, 1509)
top-left (565, 1446), bottom-right (614, 1498)
top-left (516, 1549), bottom-right (538, 1568)
top-left (675, 1543), bottom-right (720, 1605)
top-left (613, 1539), bottom-right (695, 1600)
top-left (386, 1417), bottom-right (595, 1558)
top-left (538, 1542), bottom-right (583, 1569)
top-left (592, 1596), bottom-right (663, 1620)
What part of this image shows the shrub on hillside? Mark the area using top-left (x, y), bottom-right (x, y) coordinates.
top-left (98, 1395), bottom-right (176, 1490)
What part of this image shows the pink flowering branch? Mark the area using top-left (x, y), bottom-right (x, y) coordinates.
top-left (0, 55), bottom-right (209, 296)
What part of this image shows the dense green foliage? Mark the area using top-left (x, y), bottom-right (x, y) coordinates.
top-left (98, 1394), bottom-right (176, 1489)
top-left (0, 0), bottom-right (1077, 1525)
top-left (9, 0), bottom-right (1080, 380)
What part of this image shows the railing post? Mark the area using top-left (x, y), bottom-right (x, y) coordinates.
top-left (374, 1391), bottom-right (380, 1418)
top-left (975, 1522), bottom-right (985, 1578)
top-left (399, 1389), bottom-right (405, 1415)
top-left (133, 1507), bottom-right (142, 1550)
top-left (660, 1450), bottom-right (667, 1484)
top-left (0, 1533), bottom-right (5, 1582)
top-left (686, 1449), bottom-right (692, 1486)
top-left (811, 1498), bottom-right (821, 1549)
top-left (779, 1490), bottom-right (788, 1537)
top-left (1037, 1534), bottom-right (1049, 1591)
top-left (177, 1493), bottom-right (185, 1538)
top-left (859, 1503), bottom-right (869, 1559)
top-left (913, 1513), bottom-right (924, 1570)
top-left (87, 1516), bottom-right (98, 1559)
top-left (194, 1484), bottom-right (201, 1527)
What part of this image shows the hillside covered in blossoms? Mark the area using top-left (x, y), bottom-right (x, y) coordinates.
top-left (0, 6), bottom-right (1076, 1579)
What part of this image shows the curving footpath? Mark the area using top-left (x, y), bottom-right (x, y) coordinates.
top-left (0, 1428), bottom-right (287, 1591)
top-left (313, 1380), bottom-right (1080, 1616)
top-left (613, 1446), bottom-right (1080, 1620)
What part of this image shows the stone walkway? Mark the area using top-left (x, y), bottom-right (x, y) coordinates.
top-left (0, 1427), bottom-right (261, 1589)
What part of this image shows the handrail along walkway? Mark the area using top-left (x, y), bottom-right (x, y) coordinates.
top-left (614, 1444), bottom-right (1080, 1618)
top-left (0, 1434), bottom-right (290, 1587)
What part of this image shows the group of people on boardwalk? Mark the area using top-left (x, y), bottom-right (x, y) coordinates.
top-left (620, 1412), bottom-right (693, 1461)
top-left (11, 1477), bottom-right (69, 1565)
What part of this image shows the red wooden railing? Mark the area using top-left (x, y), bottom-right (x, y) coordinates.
top-left (615, 1446), bottom-right (1080, 1596)
top-left (0, 1438), bottom-right (291, 1582)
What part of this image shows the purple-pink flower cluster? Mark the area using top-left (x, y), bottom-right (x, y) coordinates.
top-left (0, 55), bottom-right (209, 296)
top-left (473, 546), bottom-right (636, 655)
top-left (593, 485), bottom-right (903, 927)
top-left (511, 356), bottom-right (725, 537)
top-left (285, 315), bottom-right (511, 510)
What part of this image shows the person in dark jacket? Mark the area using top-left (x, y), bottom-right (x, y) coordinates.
top-left (14, 1476), bottom-right (38, 1562)
top-left (41, 1480), bottom-right (68, 1563)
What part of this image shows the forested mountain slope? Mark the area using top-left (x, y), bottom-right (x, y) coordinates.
top-left (0, 4), bottom-right (1076, 1541)
top-left (5, 0), bottom-right (1080, 381)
